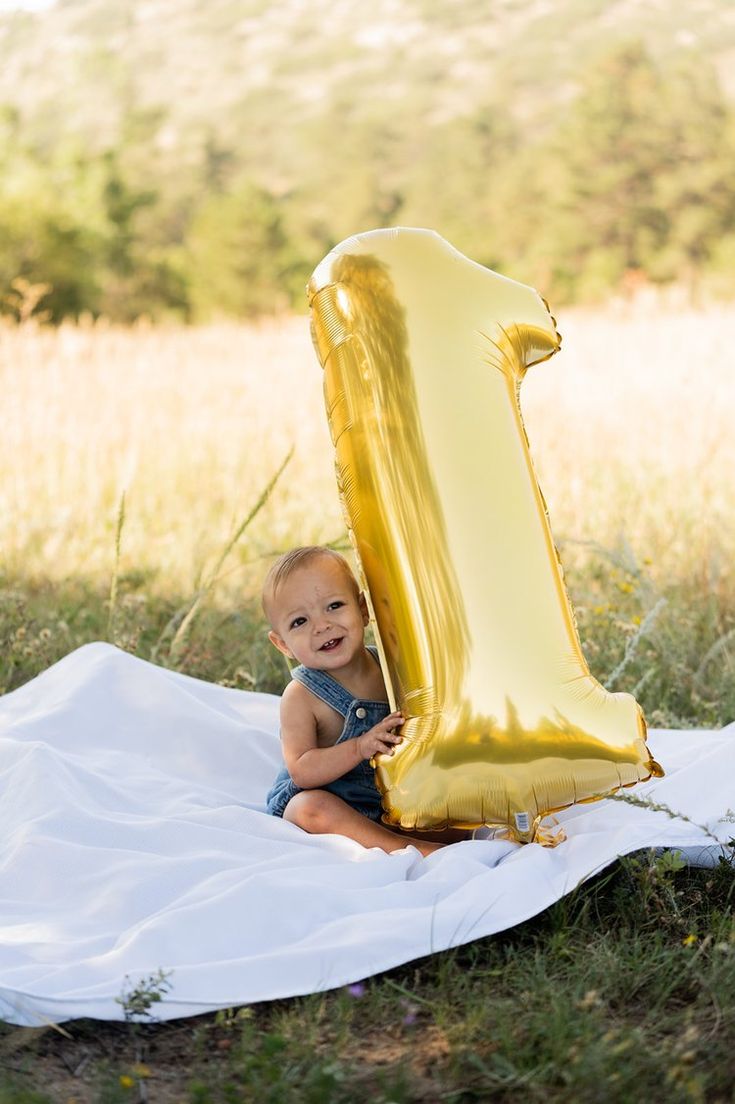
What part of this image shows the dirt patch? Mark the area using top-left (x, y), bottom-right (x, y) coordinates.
top-left (2, 1016), bottom-right (217, 1103)
top-left (1, 1012), bottom-right (455, 1103)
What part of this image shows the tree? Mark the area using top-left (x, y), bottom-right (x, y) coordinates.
top-left (522, 42), bottom-right (735, 301)
top-left (184, 179), bottom-right (306, 319)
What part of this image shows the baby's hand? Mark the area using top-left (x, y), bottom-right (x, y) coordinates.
top-left (356, 712), bottom-right (404, 761)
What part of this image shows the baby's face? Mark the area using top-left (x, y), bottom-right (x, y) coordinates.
top-left (268, 556), bottom-right (369, 670)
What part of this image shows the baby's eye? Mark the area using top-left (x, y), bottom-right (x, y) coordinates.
top-left (327, 601), bottom-right (345, 611)
top-left (289, 616), bottom-right (307, 630)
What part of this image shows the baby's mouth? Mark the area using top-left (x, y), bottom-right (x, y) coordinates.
top-left (319, 637), bottom-right (343, 652)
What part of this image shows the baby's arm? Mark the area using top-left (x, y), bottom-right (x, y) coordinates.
top-left (280, 681), bottom-right (403, 790)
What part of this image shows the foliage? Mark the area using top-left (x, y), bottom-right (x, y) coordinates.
top-left (1, 0), bottom-right (735, 321)
top-left (515, 43), bottom-right (735, 302)
top-left (184, 180), bottom-right (306, 319)
top-left (115, 970), bottom-right (174, 1023)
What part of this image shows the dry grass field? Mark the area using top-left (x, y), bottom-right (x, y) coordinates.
top-left (2, 303), bottom-right (735, 724)
top-left (3, 304), bottom-right (734, 599)
top-left (2, 316), bottom-right (342, 595)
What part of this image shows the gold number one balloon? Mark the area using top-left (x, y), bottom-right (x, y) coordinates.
top-left (308, 228), bottom-right (662, 844)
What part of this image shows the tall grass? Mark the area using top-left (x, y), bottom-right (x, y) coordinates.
top-left (2, 307), bottom-right (734, 598)
top-left (1, 306), bottom-right (735, 719)
top-left (1, 317), bottom-right (342, 595)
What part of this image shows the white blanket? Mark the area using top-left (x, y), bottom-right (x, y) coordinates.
top-left (0, 643), bottom-right (732, 1027)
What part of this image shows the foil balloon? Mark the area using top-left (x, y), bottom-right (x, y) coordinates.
top-left (308, 228), bottom-right (662, 844)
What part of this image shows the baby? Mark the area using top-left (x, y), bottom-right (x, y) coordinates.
top-left (263, 545), bottom-right (460, 856)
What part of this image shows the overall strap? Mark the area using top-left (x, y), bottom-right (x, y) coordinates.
top-left (291, 665), bottom-right (354, 717)
top-left (290, 646), bottom-right (382, 717)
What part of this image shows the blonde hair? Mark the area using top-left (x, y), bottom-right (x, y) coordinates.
top-left (261, 546), bottom-right (359, 626)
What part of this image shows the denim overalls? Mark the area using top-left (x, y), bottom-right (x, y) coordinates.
top-left (265, 646), bottom-right (389, 822)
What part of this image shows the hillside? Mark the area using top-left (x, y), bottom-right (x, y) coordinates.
top-left (2, 0), bottom-right (735, 169)
top-left (1, 0), bottom-right (734, 320)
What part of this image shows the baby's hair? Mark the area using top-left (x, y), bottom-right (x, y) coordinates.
top-left (262, 546), bottom-right (359, 625)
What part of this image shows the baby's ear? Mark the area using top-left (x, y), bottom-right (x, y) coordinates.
top-left (268, 630), bottom-right (294, 660)
top-left (358, 592), bottom-right (369, 625)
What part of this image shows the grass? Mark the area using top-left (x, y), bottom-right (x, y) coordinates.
top-left (1, 307), bottom-right (735, 1101)
top-left (2, 306), bottom-right (735, 605)
top-left (2, 306), bottom-right (735, 722)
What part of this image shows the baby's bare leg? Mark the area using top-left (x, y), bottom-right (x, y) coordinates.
top-left (283, 790), bottom-right (446, 857)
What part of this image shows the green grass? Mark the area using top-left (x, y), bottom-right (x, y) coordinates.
top-left (0, 570), bottom-right (290, 700)
top-left (3, 528), bottom-right (735, 728)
